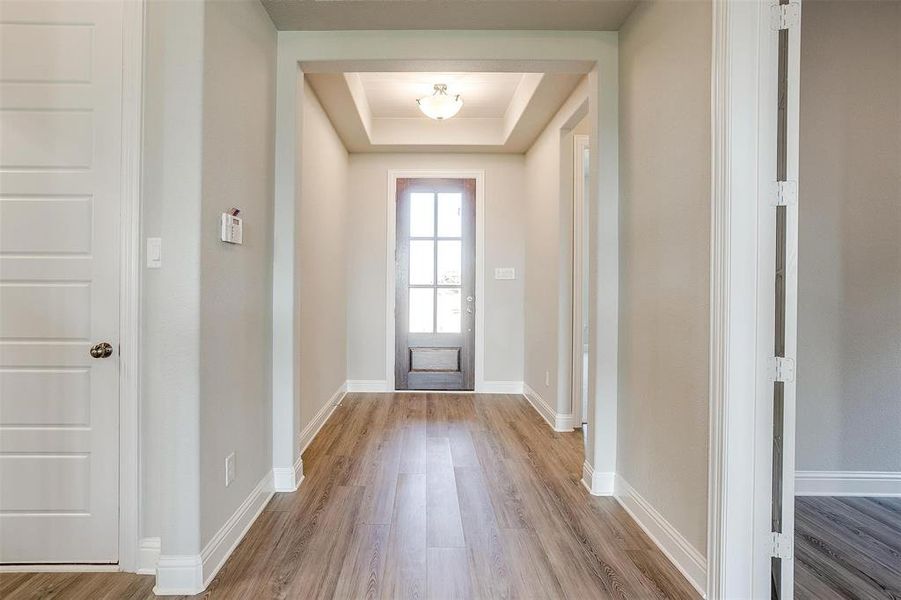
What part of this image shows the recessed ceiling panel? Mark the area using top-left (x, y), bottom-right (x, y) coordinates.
top-left (356, 72), bottom-right (526, 119)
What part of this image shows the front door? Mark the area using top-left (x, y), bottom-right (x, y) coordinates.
top-left (395, 178), bottom-right (475, 390)
top-left (0, 0), bottom-right (123, 563)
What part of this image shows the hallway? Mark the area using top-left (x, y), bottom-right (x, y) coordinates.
top-left (1, 393), bottom-right (698, 599)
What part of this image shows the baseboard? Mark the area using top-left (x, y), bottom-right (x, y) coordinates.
top-left (153, 554), bottom-right (202, 596)
top-left (137, 537), bottom-right (160, 575)
top-left (346, 380), bottom-right (390, 392)
top-left (272, 454), bottom-right (304, 492)
top-left (522, 383), bottom-right (575, 432)
top-left (795, 470), bottom-right (901, 497)
top-left (199, 470), bottom-right (274, 589)
top-left (581, 460), bottom-right (614, 496)
top-left (477, 380), bottom-right (524, 394)
top-left (154, 471), bottom-right (274, 595)
top-left (298, 383), bottom-right (346, 455)
top-left (614, 475), bottom-right (706, 598)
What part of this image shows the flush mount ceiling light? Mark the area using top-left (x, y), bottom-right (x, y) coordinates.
top-left (416, 83), bottom-right (463, 120)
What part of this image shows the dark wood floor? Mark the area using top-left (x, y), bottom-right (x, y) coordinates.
top-left (2, 392), bottom-right (700, 599)
top-left (795, 496), bottom-right (901, 599)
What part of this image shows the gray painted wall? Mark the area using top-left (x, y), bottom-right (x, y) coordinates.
top-left (298, 80), bottom-right (349, 436)
top-left (796, 0), bottom-right (901, 473)
top-left (198, 0), bottom-right (277, 547)
top-left (617, 0), bottom-right (712, 554)
top-left (141, 0), bottom-right (205, 556)
top-left (346, 153), bottom-right (526, 385)
top-left (141, 0), bottom-right (277, 553)
top-left (523, 80), bottom-right (587, 415)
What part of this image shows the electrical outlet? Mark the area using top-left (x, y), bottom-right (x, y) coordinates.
top-left (545, 370), bottom-right (550, 387)
top-left (225, 452), bottom-right (236, 487)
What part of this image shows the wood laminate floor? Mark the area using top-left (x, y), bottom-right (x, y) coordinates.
top-left (795, 496), bottom-right (901, 600)
top-left (1, 392), bottom-right (699, 599)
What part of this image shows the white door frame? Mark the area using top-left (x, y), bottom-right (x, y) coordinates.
top-left (707, 0), bottom-right (798, 596)
top-left (571, 134), bottom-right (589, 429)
top-left (118, 0), bottom-right (145, 573)
top-left (386, 170), bottom-right (485, 392)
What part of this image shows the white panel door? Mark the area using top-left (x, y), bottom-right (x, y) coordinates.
top-left (0, 0), bottom-right (123, 563)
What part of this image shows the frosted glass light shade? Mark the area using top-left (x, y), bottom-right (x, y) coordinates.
top-left (416, 84), bottom-right (463, 120)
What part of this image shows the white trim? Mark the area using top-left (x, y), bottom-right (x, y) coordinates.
top-left (707, 1), bottom-right (781, 598)
top-left (154, 471), bottom-right (275, 596)
top-left (199, 471), bottom-right (274, 590)
top-left (0, 565), bottom-right (120, 573)
top-left (298, 383), bottom-right (346, 454)
top-left (795, 471), bottom-right (901, 497)
top-left (346, 380), bottom-right (391, 393)
top-left (522, 383), bottom-right (576, 432)
top-left (153, 554), bottom-right (203, 596)
top-left (478, 380), bottom-right (524, 395)
top-left (386, 169), bottom-right (485, 392)
top-left (118, 0), bottom-right (145, 573)
top-left (581, 460), bottom-right (614, 496)
top-left (615, 475), bottom-right (707, 598)
top-left (272, 454), bottom-right (304, 493)
top-left (571, 133), bottom-right (589, 430)
top-left (136, 538), bottom-right (160, 575)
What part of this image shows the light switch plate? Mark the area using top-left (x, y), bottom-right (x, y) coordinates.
top-left (494, 267), bottom-right (515, 280)
top-left (146, 237), bottom-right (162, 269)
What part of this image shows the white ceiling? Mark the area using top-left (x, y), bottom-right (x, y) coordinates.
top-left (357, 72), bottom-right (526, 119)
top-left (261, 0), bottom-right (638, 31)
top-left (306, 69), bottom-right (585, 153)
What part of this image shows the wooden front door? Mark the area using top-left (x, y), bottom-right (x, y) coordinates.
top-left (395, 178), bottom-right (475, 390)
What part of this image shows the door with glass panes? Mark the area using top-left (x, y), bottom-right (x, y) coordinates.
top-left (395, 178), bottom-right (475, 390)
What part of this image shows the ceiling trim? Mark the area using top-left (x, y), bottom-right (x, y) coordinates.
top-left (305, 64), bottom-right (586, 153)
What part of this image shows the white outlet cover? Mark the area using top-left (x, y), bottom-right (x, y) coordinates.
top-left (225, 452), bottom-right (236, 487)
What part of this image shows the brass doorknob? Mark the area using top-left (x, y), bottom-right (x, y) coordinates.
top-left (90, 342), bottom-right (114, 359)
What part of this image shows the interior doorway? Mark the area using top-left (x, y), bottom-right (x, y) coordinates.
top-left (394, 178), bottom-right (476, 390)
top-left (572, 133), bottom-right (590, 447)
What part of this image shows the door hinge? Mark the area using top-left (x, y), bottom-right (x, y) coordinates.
top-left (770, 2), bottom-right (800, 30)
top-left (772, 356), bottom-right (795, 383)
top-left (772, 180), bottom-right (798, 207)
top-left (770, 531), bottom-right (793, 559)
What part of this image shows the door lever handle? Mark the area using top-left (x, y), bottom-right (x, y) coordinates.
top-left (90, 342), bottom-right (114, 359)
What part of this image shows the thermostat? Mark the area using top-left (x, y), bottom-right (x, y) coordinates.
top-left (221, 209), bottom-right (243, 245)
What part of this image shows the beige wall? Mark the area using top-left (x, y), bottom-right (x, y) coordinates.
top-left (347, 153), bottom-right (526, 384)
top-left (523, 79), bottom-right (587, 414)
top-left (617, 0), bottom-right (711, 553)
top-left (797, 0), bottom-right (901, 473)
top-left (297, 81), bottom-right (350, 435)
top-left (197, 0), bottom-right (276, 547)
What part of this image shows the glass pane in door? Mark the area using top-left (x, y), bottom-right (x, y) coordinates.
top-left (436, 240), bottom-right (461, 285)
top-left (409, 288), bottom-right (434, 333)
top-left (436, 288), bottom-right (461, 333)
top-left (409, 240), bottom-right (434, 285)
top-left (410, 192), bottom-right (435, 237)
top-left (437, 193), bottom-right (462, 237)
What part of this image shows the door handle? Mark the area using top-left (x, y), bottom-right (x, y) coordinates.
top-left (90, 342), bottom-right (114, 359)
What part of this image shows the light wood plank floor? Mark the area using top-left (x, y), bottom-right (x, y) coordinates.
top-left (1, 392), bottom-right (699, 599)
top-left (795, 496), bottom-right (901, 599)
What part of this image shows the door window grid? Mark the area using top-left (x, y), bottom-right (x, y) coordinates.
top-left (408, 191), bottom-right (463, 333)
